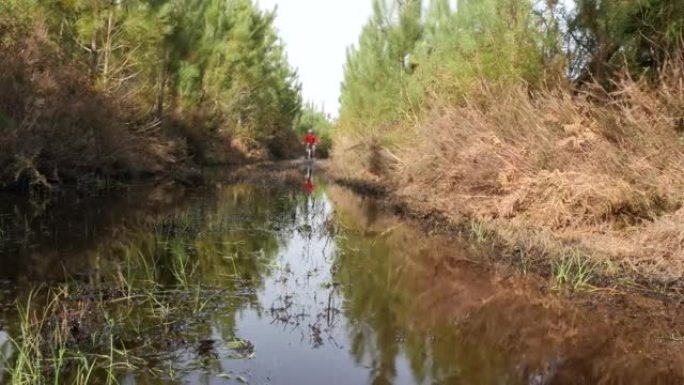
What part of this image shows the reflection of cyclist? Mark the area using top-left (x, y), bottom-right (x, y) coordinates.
top-left (303, 167), bottom-right (315, 194)
top-left (303, 178), bottom-right (314, 195)
top-left (303, 129), bottom-right (319, 160)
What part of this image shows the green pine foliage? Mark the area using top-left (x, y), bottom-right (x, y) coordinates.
top-left (339, 0), bottom-right (545, 134)
top-left (569, 0), bottom-right (684, 84)
top-left (339, 0), bottom-right (424, 132)
top-left (0, 0), bottom-right (303, 189)
top-left (339, 0), bottom-right (684, 134)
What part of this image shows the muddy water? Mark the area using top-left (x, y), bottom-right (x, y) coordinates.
top-left (0, 168), bottom-right (683, 385)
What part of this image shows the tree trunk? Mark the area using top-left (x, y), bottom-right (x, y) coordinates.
top-left (90, 18), bottom-right (98, 80)
top-left (157, 54), bottom-right (168, 120)
top-left (103, 9), bottom-right (114, 87)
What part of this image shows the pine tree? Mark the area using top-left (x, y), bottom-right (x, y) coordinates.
top-left (569, 0), bottom-right (684, 85)
top-left (340, 0), bottom-right (423, 130)
top-left (339, 0), bottom-right (544, 130)
top-left (2, 0), bottom-right (303, 159)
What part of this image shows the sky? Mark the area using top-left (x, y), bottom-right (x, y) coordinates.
top-left (257, 0), bottom-right (373, 117)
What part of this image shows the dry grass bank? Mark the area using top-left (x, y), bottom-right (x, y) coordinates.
top-left (0, 18), bottom-right (187, 191)
top-left (332, 63), bottom-right (684, 289)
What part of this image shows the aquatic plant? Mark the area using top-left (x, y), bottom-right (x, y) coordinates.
top-left (553, 252), bottom-right (595, 291)
top-left (1, 290), bottom-right (131, 385)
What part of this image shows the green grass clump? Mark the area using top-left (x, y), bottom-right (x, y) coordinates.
top-left (552, 252), bottom-right (595, 291)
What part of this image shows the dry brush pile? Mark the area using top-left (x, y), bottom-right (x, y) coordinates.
top-left (409, 67), bottom-right (684, 283)
top-left (335, 62), bottom-right (684, 285)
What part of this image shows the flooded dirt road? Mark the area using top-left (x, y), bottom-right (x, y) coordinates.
top-left (0, 166), bottom-right (683, 385)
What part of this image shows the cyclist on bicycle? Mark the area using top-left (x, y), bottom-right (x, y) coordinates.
top-left (303, 129), bottom-right (319, 160)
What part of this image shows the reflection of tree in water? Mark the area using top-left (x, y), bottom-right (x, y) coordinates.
top-left (299, 186), bottom-right (330, 251)
top-left (330, 186), bottom-right (684, 385)
top-left (70, 183), bottom-right (316, 379)
top-left (127, 185), bottom-right (302, 294)
top-left (331, 191), bottom-right (408, 385)
top-left (266, 173), bottom-right (339, 349)
top-left (0, 185), bottom-right (191, 281)
top-left (334, 236), bottom-right (537, 383)
top-left (329, 186), bottom-right (521, 385)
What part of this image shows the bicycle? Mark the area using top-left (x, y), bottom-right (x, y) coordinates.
top-left (305, 143), bottom-right (316, 161)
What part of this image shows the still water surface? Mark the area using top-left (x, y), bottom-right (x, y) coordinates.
top-left (0, 169), bottom-right (682, 385)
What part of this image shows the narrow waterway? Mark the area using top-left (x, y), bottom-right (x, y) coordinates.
top-left (0, 166), bottom-right (682, 385)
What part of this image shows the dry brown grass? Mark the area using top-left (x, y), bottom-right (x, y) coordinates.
top-left (333, 59), bottom-right (684, 285)
top-left (0, 18), bottom-right (175, 190)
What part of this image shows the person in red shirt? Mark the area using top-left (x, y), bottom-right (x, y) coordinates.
top-left (303, 129), bottom-right (319, 160)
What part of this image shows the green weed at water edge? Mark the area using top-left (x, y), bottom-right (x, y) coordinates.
top-left (552, 251), bottom-right (595, 291)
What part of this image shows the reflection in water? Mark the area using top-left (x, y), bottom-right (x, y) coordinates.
top-left (0, 332), bottom-right (9, 378)
top-left (0, 170), bottom-right (682, 384)
top-left (328, 186), bottom-right (684, 385)
top-left (303, 166), bottom-right (315, 195)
